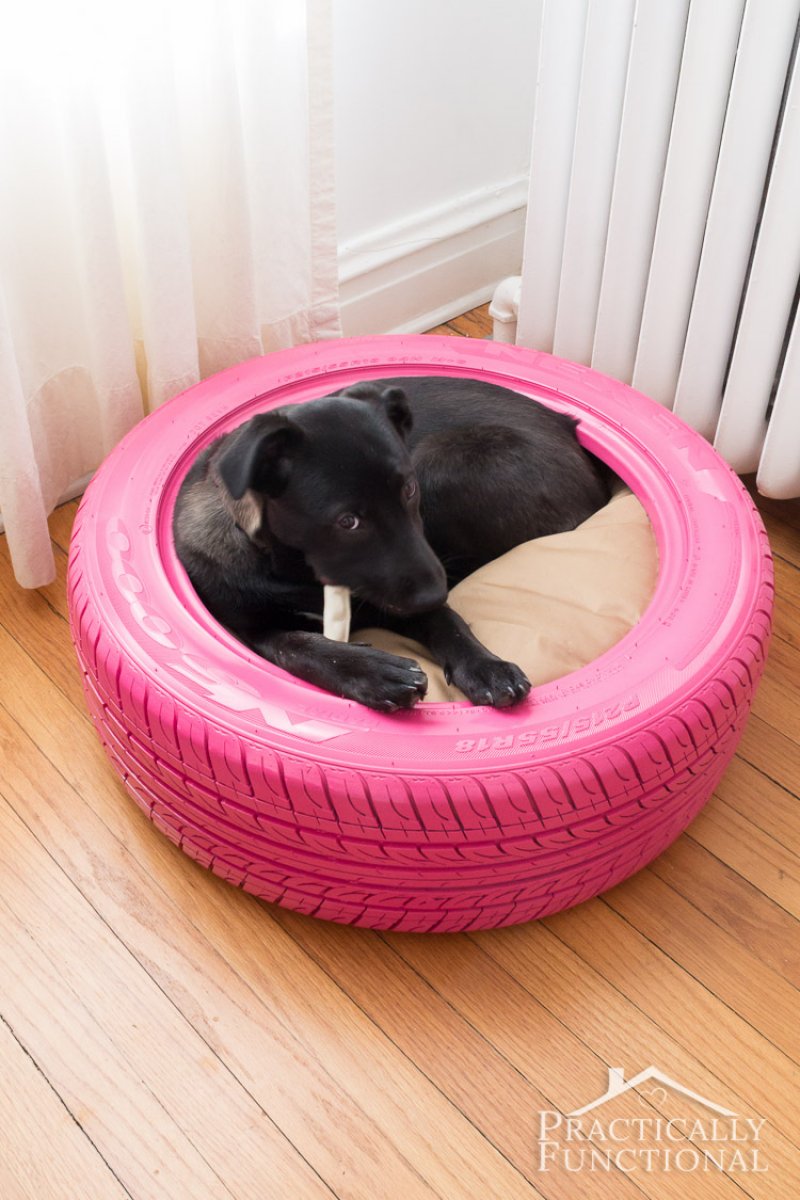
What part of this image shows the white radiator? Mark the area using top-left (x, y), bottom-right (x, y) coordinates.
top-left (510, 0), bottom-right (800, 499)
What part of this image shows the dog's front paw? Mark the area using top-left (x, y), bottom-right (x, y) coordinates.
top-left (448, 655), bottom-right (531, 708)
top-left (339, 646), bottom-right (428, 712)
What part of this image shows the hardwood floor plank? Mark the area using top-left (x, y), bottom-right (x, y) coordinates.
top-left (602, 867), bottom-right (800, 1062)
top-left (771, 579), bottom-right (800, 651)
top-left (47, 499), bottom-right (80, 556)
top-left (646, 834), bottom-right (800, 990)
top-left (714, 754), bottom-right (800, 854)
top-left (749, 635), bottom-right (800, 742)
top-left (773, 554), bottom-right (800, 614)
top-left (446, 305), bottom-right (493, 338)
top-left (0, 1016), bottom-right (132, 1200)
top-left (424, 323), bottom-right (462, 337)
top-left (687, 800), bottom-right (800, 918)
top-left (736, 714), bottom-right (800, 801)
top-left (0, 791), bottom-right (330, 1200)
top-left (761, 512), bottom-right (800, 570)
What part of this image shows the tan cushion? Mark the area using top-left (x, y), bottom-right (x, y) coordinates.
top-left (352, 488), bottom-right (658, 701)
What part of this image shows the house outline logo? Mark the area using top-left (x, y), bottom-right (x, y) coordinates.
top-left (568, 1065), bottom-right (737, 1118)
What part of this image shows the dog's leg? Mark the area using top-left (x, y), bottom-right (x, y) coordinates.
top-left (397, 605), bottom-right (531, 708)
top-left (248, 629), bottom-right (428, 713)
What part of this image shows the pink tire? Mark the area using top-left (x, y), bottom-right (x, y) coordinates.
top-left (68, 337), bottom-right (773, 932)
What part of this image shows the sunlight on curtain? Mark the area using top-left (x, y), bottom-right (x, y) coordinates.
top-left (0, 0), bottom-right (341, 587)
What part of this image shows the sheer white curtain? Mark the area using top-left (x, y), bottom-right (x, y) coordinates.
top-left (0, 0), bottom-right (341, 588)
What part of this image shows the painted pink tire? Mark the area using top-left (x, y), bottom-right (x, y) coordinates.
top-left (68, 337), bottom-right (773, 932)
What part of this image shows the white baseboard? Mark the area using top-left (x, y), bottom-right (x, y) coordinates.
top-left (338, 177), bottom-right (528, 336)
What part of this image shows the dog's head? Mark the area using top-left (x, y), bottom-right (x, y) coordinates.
top-left (214, 383), bottom-right (448, 614)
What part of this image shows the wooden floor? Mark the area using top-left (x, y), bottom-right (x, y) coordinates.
top-left (2, 306), bottom-right (799, 1199)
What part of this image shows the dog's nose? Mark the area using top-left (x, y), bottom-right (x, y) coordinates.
top-left (395, 568), bottom-right (448, 615)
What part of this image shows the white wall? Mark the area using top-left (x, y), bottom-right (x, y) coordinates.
top-left (333, 0), bottom-right (541, 334)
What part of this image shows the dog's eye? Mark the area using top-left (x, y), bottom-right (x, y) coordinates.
top-left (337, 513), bottom-right (360, 530)
top-left (403, 478), bottom-right (417, 502)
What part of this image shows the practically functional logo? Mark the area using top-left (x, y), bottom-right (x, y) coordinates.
top-left (537, 1066), bottom-right (768, 1175)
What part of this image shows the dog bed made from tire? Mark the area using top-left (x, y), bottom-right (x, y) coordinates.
top-left (67, 336), bottom-right (773, 933)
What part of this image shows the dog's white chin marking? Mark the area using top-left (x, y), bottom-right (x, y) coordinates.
top-left (323, 585), bottom-right (351, 643)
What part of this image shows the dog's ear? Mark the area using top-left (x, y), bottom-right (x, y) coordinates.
top-left (379, 386), bottom-right (413, 438)
top-left (215, 413), bottom-right (304, 499)
top-left (344, 383), bottom-right (413, 440)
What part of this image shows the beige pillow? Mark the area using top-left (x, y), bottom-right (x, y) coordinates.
top-left (352, 488), bottom-right (658, 701)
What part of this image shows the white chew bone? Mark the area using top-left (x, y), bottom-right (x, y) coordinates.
top-left (323, 585), bottom-right (352, 643)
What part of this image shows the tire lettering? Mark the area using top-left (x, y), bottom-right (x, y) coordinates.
top-left (454, 696), bottom-right (642, 753)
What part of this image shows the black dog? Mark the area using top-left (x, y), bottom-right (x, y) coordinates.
top-left (173, 377), bottom-right (610, 711)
